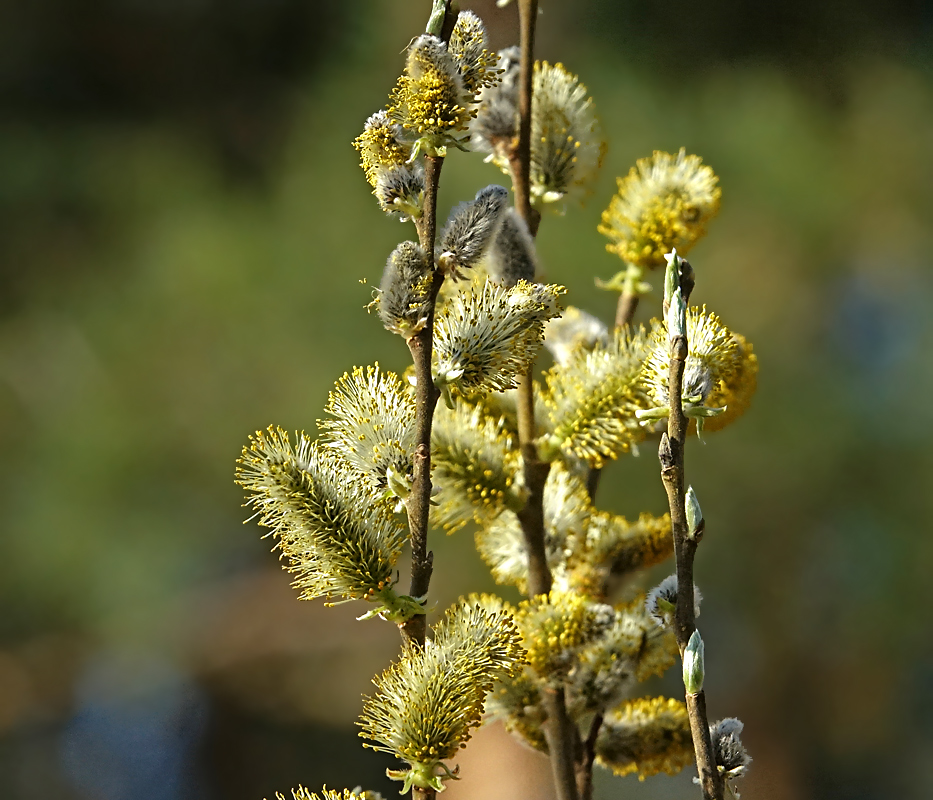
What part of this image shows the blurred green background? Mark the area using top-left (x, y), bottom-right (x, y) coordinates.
top-left (2, 1), bottom-right (932, 798)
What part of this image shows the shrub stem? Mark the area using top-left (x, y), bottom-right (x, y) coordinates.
top-left (657, 264), bottom-right (724, 800)
top-left (511, 4), bottom-right (580, 800)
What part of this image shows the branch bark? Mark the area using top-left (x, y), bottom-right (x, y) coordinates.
top-left (402, 153), bottom-right (445, 654)
top-left (510, 4), bottom-right (580, 800)
top-left (403, 9), bottom-right (457, 800)
top-left (576, 711), bottom-right (604, 800)
top-left (615, 291), bottom-right (640, 329)
top-left (657, 265), bottom-right (724, 800)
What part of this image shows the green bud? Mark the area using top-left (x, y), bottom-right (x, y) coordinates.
top-left (425, 0), bottom-right (449, 36)
top-left (667, 287), bottom-right (686, 341)
top-left (683, 628), bottom-right (705, 694)
top-left (386, 465), bottom-right (411, 501)
top-left (685, 485), bottom-right (704, 540)
top-left (663, 249), bottom-right (680, 305)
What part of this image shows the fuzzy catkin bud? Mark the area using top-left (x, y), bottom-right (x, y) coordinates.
top-left (373, 164), bottom-right (425, 221)
top-left (378, 242), bottom-right (433, 339)
top-left (646, 574), bottom-right (702, 628)
top-left (470, 46), bottom-right (520, 155)
top-left (710, 717), bottom-right (752, 779)
top-left (487, 208), bottom-right (538, 287)
top-left (438, 184), bottom-right (509, 278)
top-left (354, 111), bottom-right (424, 220)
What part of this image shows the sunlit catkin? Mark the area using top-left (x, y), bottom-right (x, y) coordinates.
top-left (358, 600), bottom-right (523, 793)
top-left (235, 428), bottom-right (407, 605)
top-left (353, 110), bottom-right (424, 220)
top-left (475, 461), bottom-right (592, 592)
top-left (319, 364), bottom-right (416, 500)
top-left (431, 401), bottom-right (524, 533)
top-left (639, 306), bottom-right (758, 432)
top-left (447, 11), bottom-right (501, 98)
top-left (565, 511), bottom-right (673, 594)
top-left (271, 789), bottom-right (378, 800)
top-left (433, 277), bottom-right (563, 395)
top-left (599, 148), bottom-right (721, 269)
top-left (595, 696), bottom-right (694, 779)
top-left (566, 598), bottom-right (678, 716)
top-left (514, 591), bottom-right (604, 680)
top-left (540, 326), bottom-right (650, 467)
top-left (543, 305), bottom-right (609, 367)
top-left (473, 57), bottom-right (605, 205)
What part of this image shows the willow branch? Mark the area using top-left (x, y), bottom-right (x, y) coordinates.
top-left (657, 268), bottom-right (723, 800)
top-left (403, 155), bottom-right (446, 800)
top-left (509, 0), bottom-right (551, 601)
top-left (615, 292), bottom-right (640, 329)
top-left (403, 13), bottom-right (459, 800)
top-left (401, 154), bottom-right (445, 657)
top-left (515, 367), bottom-right (552, 596)
top-left (508, 3), bottom-right (580, 800)
top-left (576, 711), bottom-right (604, 800)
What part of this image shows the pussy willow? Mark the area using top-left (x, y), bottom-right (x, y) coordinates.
top-left (238, 5), bottom-right (756, 799)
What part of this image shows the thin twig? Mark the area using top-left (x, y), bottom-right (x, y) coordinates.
top-left (402, 9), bottom-right (456, 800)
top-left (657, 264), bottom-right (724, 800)
top-left (576, 712), bottom-right (604, 800)
top-left (402, 153), bottom-right (445, 653)
top-left (509, 3), bottom-right (580, 800)
top-left (615, 291), bottom-right (640, 329)
top-left (515, 367), bottom-right (553, 597)
top-left (542, 686), bottom-right (580, 800)
top-left (510, 0), bottom-right (551, 600)
top-left (614, 262), bottom-right (645, 330)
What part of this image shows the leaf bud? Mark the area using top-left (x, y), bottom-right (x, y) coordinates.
top-left (682, 628), bottom-right (705, 694)
top-left (685, 485), bottom-right (704, 540)
top-left (663, 249), bottom-right (680, 305)
top-left (667, 286), bottom-right (686, 342)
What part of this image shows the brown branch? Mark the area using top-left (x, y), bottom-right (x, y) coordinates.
top-left (510, 0), bottom-right (551, 602)
top-left (515, 366), bottom-right (553, 597)
top-left (401, 11), bottom-right (457, 800)
top-left (575, 711), bottom-right (604, 800)
top-left (508, 3), bottom-right (580, 800)
top-left (540, 686), bottom-right (580, 800)
top-left (401, 153), bottom-right (445, 656)
top-left (511, 0), bottom-right (540, 234)
top-left (657, 264), bottom-right (723, 800)
top-left (615, 291), bottom-right (640, 329)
